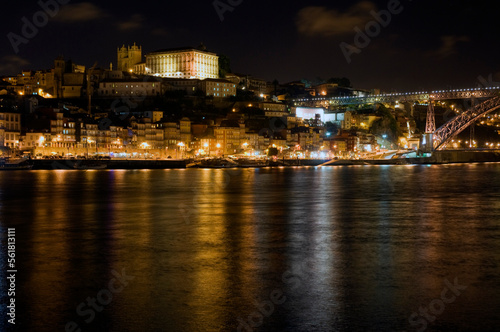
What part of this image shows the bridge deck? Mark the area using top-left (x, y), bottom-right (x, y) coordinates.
top-left (293, 87), bottom-right (500, 107)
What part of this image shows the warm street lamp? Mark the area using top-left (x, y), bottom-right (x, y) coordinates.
top-left (216, 143), bottom-right (221, 156)
top-left (86, 137), bottom-right (94, 158)
top-left (177, 142), bottom-right (185, 159)
top-left (204, 142), bottom-right (209, 156)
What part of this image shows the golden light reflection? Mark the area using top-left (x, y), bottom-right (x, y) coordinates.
top-left (185, 169), bottom-right (260, 330)
top-left (29, 171), bottom-right (71, 327)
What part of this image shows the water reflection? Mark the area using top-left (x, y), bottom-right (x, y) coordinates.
top-left (0, 165), bottom-right (499, 331)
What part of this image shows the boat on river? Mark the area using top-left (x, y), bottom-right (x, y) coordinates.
top-left (232, 158), bottom-right (269, 168)
top-left (188, 157), bottom-right (239, 168)
top-left (189, 157), bottom-right (269, 168)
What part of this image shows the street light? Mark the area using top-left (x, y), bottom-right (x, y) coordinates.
top-left (38, 136), bottom-right (45, 157)
top-left (177, 142), bottom-right (185, 159)
top-left (86, 137), bottom-right (94, 158)
top-left (204, 142), bottom-right (209, 156)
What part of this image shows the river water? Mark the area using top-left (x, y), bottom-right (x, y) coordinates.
top-left (1, 165), bottom-right (499, 332)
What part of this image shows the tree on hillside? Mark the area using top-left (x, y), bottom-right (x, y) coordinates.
top-left (272, 79), bottom-right (279, 96)
top-left (218, 54), bottom-right (232, 78)
top-left (370, 104), bottom-right (402, 141)
top-left (327, 77), bottom-right (352, 88)
top-left (325, 121), bottom-right (340, 136)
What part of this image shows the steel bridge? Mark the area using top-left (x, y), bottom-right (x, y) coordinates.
top-left (292, 86), bottom-right (500, 151)
top-left (433, 95), bottom-right (500, 150)
top-left (293, 86), bottom-right (500, 108)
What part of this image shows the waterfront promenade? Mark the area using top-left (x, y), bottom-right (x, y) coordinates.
top-left (23, 149), bottom-right (500, 170)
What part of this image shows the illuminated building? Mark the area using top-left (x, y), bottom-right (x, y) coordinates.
top-left (0, 112), bottom-right (21, 148)
top-left (163, 78), bottom-right (236, 98)
top-left (315, 83), bottom-right (339, 96)
top-left (117, 43), bottom-right (143, 72)
top-left (50, 112), bottom-right (77, 151)
top-left (19, 132), bottom-right (48, 151)
top-left (98, 78), bottom-right (162, 97)
top-left (214, 120), bottom-right (245, 155)
top-left (145, 44), bottom-right (219, 79)
top-left (199, 79), bottom-right (236, 98)
top-left (225, 73), bottom-right (267, 94)
top-left (179, 117), bottom-right (192, 145)
top-left (53, 57), bottom-right (85, 98)
top-left (1, 58), bottom-right (87, 98)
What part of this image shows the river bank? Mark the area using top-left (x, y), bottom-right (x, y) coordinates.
top-left (16, 150), bottom-right (500, 169)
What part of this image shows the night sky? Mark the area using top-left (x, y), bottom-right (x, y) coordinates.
top-left (1, 0), bottom-right (499, 91)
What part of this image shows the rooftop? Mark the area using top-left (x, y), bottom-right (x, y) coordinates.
top-left (148, 44), bottom-right (217, 56)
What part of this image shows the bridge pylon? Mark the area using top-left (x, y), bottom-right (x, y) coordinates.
top-left (421, 100), bottom-right (436, 153)
top-left (425, 100), bottom-right (436, 133)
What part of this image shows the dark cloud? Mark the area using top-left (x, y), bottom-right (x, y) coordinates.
top-left (296, 2), bottom-right (377, 37)
top-left (117, 14), bottom-right (144, 31)
top-left (0, 0), bottom-right (499, 91)
top-left (0, 55), bottom-right (30, 75)
top-left (150, 27), bottom-right (169, 36)
top-left (52, 2), bottom-right (107, 23)
top-left (436, 35), bottom-right (470, 58)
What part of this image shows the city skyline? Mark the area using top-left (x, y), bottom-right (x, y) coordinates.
top-left (1, 0), bottom-right (499, 91)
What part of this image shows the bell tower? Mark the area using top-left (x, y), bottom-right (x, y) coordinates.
top-left (117, 43), bottom-right (142, 72)
top-left (117, 45), bottom-right (128, 71)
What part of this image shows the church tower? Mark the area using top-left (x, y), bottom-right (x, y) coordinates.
top-left (117, 43), bottom-right (142, 72)
top-left (54, 56), bottom-right (65, 98)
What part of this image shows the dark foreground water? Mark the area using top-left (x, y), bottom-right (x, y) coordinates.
top-left (1, 164), bottom-right (500, 332)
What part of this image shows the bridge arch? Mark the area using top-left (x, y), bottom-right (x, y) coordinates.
top-left (433, 95), bottom-right (500, 150)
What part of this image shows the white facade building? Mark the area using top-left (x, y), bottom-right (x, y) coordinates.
top-left (145, 45), bottom-right (219, 80)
